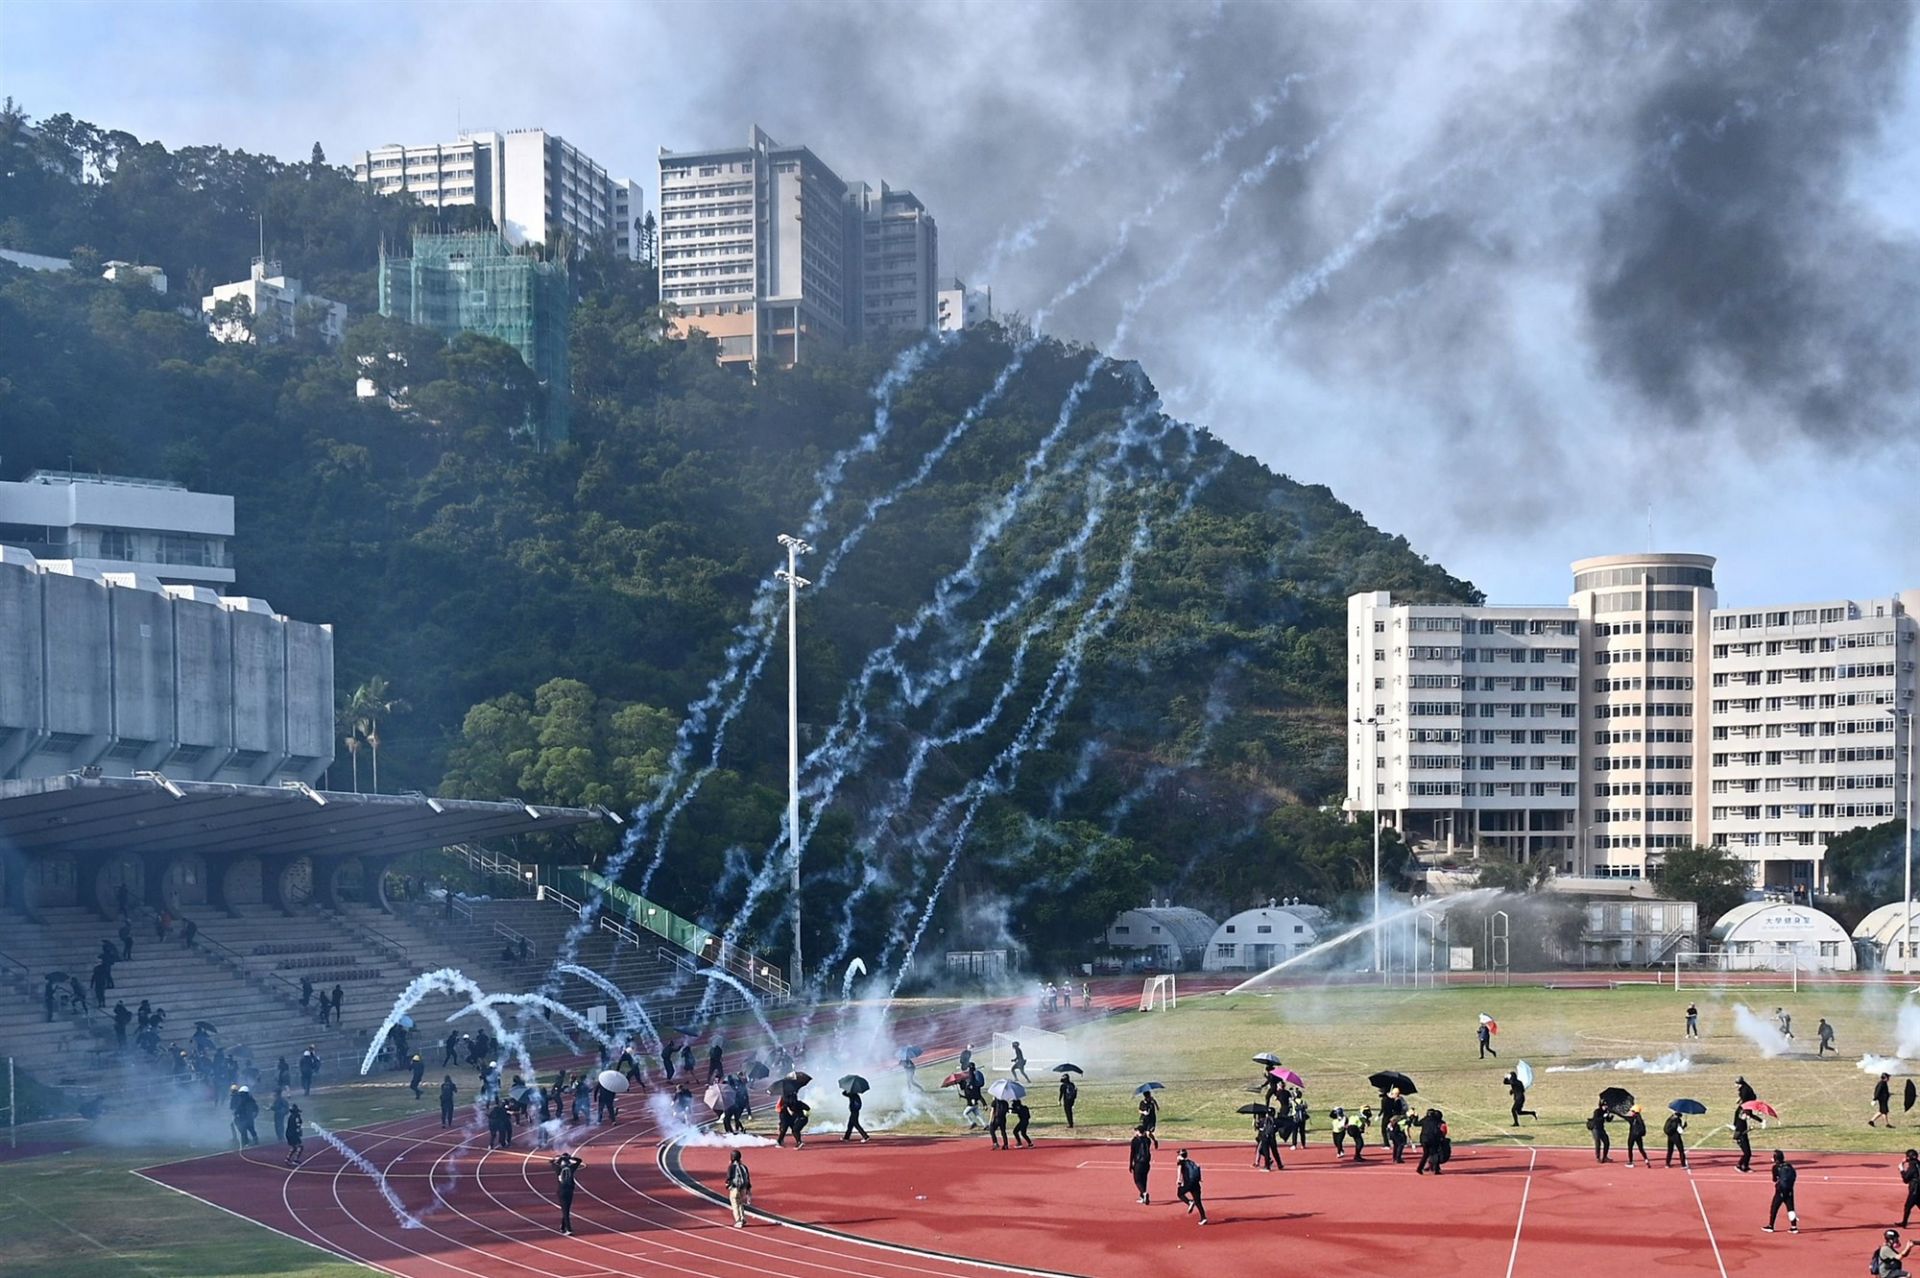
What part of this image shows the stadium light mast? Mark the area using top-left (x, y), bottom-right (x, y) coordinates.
top-left (1904, 707), bottom-right (1915, 976)
top-left (776, 534), bottom-right (813, 988)
top-left (1357, 713), bottom-right (1399, 978)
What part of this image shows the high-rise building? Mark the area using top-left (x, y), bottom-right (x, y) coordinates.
top-left (937, 277), bottom-right (992, 332)
top-left (612, 179), bottom-right (644, 262)
top-left (0, 471), bottom-right (235, 589)
top-left (854, 183), bottom-right (938, 339)
top-left (202, 258), bottom-right (347, 346)
top-left (1348, 556), bottom-right (1917, 893)
top-left (352, 129), bottom-right (640, 260)
top-left (658, 127), bottom-right (938, 368)
top-left (378, 231), bottom-right (572, 444)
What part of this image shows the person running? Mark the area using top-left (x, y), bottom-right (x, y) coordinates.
top-left (1176, 1149), bottom-right (1208, 1224)
top-left (1137, 1091), bottom-right (1160, 1149)
top-left (1589, 1102), bottom-right (1614, 1163)
top-left (1902, 1150), bottom-right (1920, 1228)
top-left (440, 1076), bottom-right (459, 1128)
top-left (1012, 1099), bottom-right (1034, 1148)
top-left (1129, 1126), bottom-right (1154, 1203)
top-left (842, 1085), bottom-right (870, 1143)
top-left (1765, 1150), bottom-right (1799, 1233)
top-left (1477, 1020), bottom-right (1497, 1059)
top-left (408, 1054), bottom-right (425, 1099)
top-left (1059, 1074), bottom-right (1078, 1128)
top-left (1416, 1108), bottom-right (1448, 1175)
top-left (1685, 1002), bottom-right (1699, 1038)
top-left (726, 1150), bottom-right (752, 1227)
top-left (1625, 1106), bottom-right (1650, 1167)
top-left (1876, 1074), bottom-right (1897, 1128)
top-left (284, 1104), bottom-right (304, 1165)
top-left (1878, 1229), bottom-right (1916, 1278)
top-left (1010, 1041), bottom-right (1031, 1084)
top-left (1816, 1018), bottom-right (1836, 1057)
top-left (551, 1151), bottom-right (583, 1235)
top-left (1732, 1104), bottom-right (1753, 1173)
top-left (1664, 1110), bottom-right (1689, 1168)
top-left (1775, 1008), bottom-right (1793, 1041)
top-left (776, 1095), bottom-right (806, 1148)
top-left (1505, 1071), bottom-right (1537, 1124)
top-left (988, 1094), bottom-right (1011, 1150)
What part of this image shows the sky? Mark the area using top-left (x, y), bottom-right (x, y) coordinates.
top-left (4, 0), bottom-right (1916, 608)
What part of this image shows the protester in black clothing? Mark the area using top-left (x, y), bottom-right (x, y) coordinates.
top-left (440, 1076), bottom-right (459, 1128)
top-left (660, 1039), bottom-right (676, 1081)
top-left (116, 883), bottom-right (131, 917)
top-left (272, 1090), bottom-right (290, 1141)
top-left (517, 935), bottom-right (531, 963)
top-left (1737, 1076), bottom-right (1758, 1106)
top-left (1817, 1018), bottom-right (1836, 1057)
top-left (299, 1046), bottom-right (319, 1095)
top-left (1011, 1099), bottom-right (1033, 1148)
top-left (1138, 1092), bottom-right (1160, 1148)
top-left (1129, 1127), bottom-right (1154, 1203)
top-left (1477, 1021), bottom-right (1496, 1059)
top-left (1901, 1150), bottom-right (1920, 1228)
top-left (119, 920), bottom-right (134, 962)
top-left (1624, 1107), bottom-right (1649, 1167)
top-left (488, 1098), bottom-right (514, 1148)
top-left (329, 985), bottom-right (344, 1027)
top-left (1257, 1111), bottom-right (1286, 1169)
top-left (551, 1152), bottom-right (583, 1235)
top-left (1175, 1149), bottom-right (1208, 1223)
top-left (988, 1096), bottom-right (1011, 1149)
top-left (1010, 1041), bottom-right (1031, 1084)
top-left (1055, 1073), bottom-right (1078, 1128)
top-left (1416, 1109), bottom-right (1448, 1175)
top-left (137, 998), bottom-right (152, 1030)
top-left (841, 1087), bottom-right (871, 1142)
top-left (113, 1000), bottom-right (131, 1049)
top-left (1765, 1150), bottom-right (1798, 1233)
top-left (1878, 1074), bottom-right (1898, 1128)
top-left (67, 976), bottom-right (86, 1014)
top-left (182, 919), bottom-right (197, 948)
top-left (708, 1043), bottom-right (725, 1083)
top-left (1663, 1111), bottom-right (1689, 1168)
top-left (1385, 1112), bottom-right (1408, 1164)
top-left (1732, 1106), bottom-right (1753, 1173)
top-left (1505, 1072), bottom-right (1537, 1124)
top-left (234, 1088), bottom-right (260, 1147)
top-left (285, 1105), bottom-right (305, 1164)
top-left (1588, 1103), bottom-right (1614, 1163)
top-left (408, 1054), bottom-right (426, 1098)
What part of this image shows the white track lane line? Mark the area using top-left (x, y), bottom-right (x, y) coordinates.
top-left (1688, 1173), bottom-right (1731, 1278)
top-left (1503, 1147), bottom-right (1537, 1278)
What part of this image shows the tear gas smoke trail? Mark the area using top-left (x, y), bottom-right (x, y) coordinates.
top-left (1100, 654), bottom-right (1245, 830)
top-left (1545, 1051), bottom-right (1694, 1074)
top-left (840, 957), bottom-right (868, 1005)
top-left (1861, 1054), bottom-right (1912, 1075)
top-left (1048, 739), bottom-right (1105, 816)
top-left (364, 969), bottom-right (522, 1078)
top-left (446, 992), bottom-right (624, 1057)
top-left (1226, 888), bottom-right (1501, 992)
top-left (1896, 999), bottom-right (1920, 1058)
top-left (688, 968), bottom-right (783, 1047)
top-left (552, 965), bottom-right (667, 1049)
top-left (305, 1118), bottom-right (424, 1229)
top-left (1730, 1003), bottom-right (1795, 1059)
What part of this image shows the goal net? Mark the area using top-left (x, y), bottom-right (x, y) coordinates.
top-left (1139, 974), bottom-right (1177, 1012)
top-left (990, 1026), bottom-right (1070, 1073)
top-left (1669, 949), bottom-right (1818, 992)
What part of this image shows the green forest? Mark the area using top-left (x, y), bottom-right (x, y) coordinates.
top-left (0, 108), bottom-right (1479, 967)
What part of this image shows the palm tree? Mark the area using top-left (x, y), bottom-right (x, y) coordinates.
top-left (350, 677), bottom-right (411, 794)
top-left (336, 702), bottom-right (367, 793)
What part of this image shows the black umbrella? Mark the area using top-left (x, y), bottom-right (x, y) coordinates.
top-left (838, 1074), bottom-right (870, 1095)
top-left (1906, 1080), bottom-right (1917, 1113)
top-left (1253, 1053), bottom-right (1283, 1068)
top-left (1369, 1070), bottom-right (1417, 1096)
top-left (1134, 1082), bottom-right (1165, 1095)
top-left (673, 1026), bottom-right (700, 1038)
top-left (1600, 1086), bottom-right (1635, 1115)
top-left (44, 971), bottom-right (70, 984)
top-left (1236, 1103), bottom-right (1274, 1116)
top-left (768, 1077), bottom-right (801, 1097)
top-left (1052, 1063), bottom-right (1084, 1074)
top-left (786, 1070), bottom-right (813, 1089)
top-left (746, 1061), bottom-right (770, 1080)
top-left (194, 1020), bottom-right (219, 1035)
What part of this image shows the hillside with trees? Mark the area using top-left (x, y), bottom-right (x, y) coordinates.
top-left (0, 107), bottom-right (1476, 967)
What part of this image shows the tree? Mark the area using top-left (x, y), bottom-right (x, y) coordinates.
top-left (1650, 844), bottom-right (1752, 931)
top-left (1824, 818), bottom-right (1909, 906)
top-left (347, 676), bottom-right (410, 793)
top-left (1473, 844), bottom-right (1553, 894)
top-left (309, 141), bottom-right (326, 175)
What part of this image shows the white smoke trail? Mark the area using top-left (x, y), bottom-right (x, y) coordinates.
top-left (364, 970), bottom-right (523, 1079)
top-left (555, 962), bottom-right (662, 1050)
top-left (305, 1118), bottom-right (423, 1229)
top-left (1545, 1052), bottom-right (1692, 1074)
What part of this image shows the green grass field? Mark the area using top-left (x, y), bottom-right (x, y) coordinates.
top-left (4, 979), bottom-right (1916, 1277)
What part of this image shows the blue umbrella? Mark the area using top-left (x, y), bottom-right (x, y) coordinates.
top-left (1134, 1081), bottom-right (1166, 1095)
top-left (1668, 1098), bottom-right (1707, 1115)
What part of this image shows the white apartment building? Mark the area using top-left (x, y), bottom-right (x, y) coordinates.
top-left (937, 277), bottom-right (992, 332)
top-left (202, 258), bottom-right (347, 346)
top-left (612, 179), bottom-right (644, 261)
top-left (1708, 592), bottom-right (1920, 895)
top-left (0, 471), bottom-right (235, 588)
top-left (1347, 594), bottom-right (1583, 864)
top-left (659, 127), bottom-right (939, 367)
top-left (855, 183), bottom-right (938, 338)
top-left (352, 129), bottom-right (640, 260)
top-left (1349, 556), bottom-right (1917, 893)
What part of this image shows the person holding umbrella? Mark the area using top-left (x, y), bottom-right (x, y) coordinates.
top-left (551, 1151), bottom-right (584, 1235)
top-left (1901, 1149), bottom-right (1920, 1228)
top-left (1129, 1126), bottom-right (1154, 1203)
top-left (1056, 1067), bottom-right (1079, 1128)
top-left (1732, 1103), bottom-right (1753, 1173)
top-left (1011, 1097), bottom-right (1033, 1148)
top-left (1589, 1100), bottom-right (1616, 1163)
top-left (840, 1076), bottom-right (870, 1143)
top-left (1137, 1084), bottom-right (1162, 1148)
top-left (1664, 1105), bottom-right (1692, 1168)
top-left (1504, 1067), bottom-right (1537, 1125)
top-left (1624, 1105), bottom-right (1650, 1167)
top-left (1477, 1015), bottom-right (1497, 1059)
top-left (1765, 1149), bottom-right (1799, 1233)
top-left (1175, 1149), bottom-right (1208, 1224)
top-left (988, 1090), bottom-right (1012, 1150)
top-left (1737, 1075), bottom-right (1758, 1107)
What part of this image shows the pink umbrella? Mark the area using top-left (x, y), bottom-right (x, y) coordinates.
top-left (1269, 1067), bottom-right (1305, 1089)
top-left (1742, 1100), bottom-right (1780, 1120)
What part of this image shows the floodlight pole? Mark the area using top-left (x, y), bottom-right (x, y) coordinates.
top-left (776, 534), bottom-right (813, 990)
top-left (1358, 713), bottom-right (1398, 978)
top-left (1904, 708), bottom-right (1915, 975)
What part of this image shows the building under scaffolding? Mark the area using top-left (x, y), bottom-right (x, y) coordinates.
top-left (378, 231), bottom-right (571, 444)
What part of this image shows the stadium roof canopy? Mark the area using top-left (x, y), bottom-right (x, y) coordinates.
top-left (0, 773), bottom-right (604, 860)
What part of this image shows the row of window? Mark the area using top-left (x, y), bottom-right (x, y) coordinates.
top-left (1593, 782), bottom-right (1695, 796)
top-left (1592, 755), bottom-right (1695, 771)
top-left (1594, 729), bottom-right (1695, 744)
top-left (1594, 808), bottom-right (1694, 823)
top-left (1593, 648), bottom-right (1695, 665)
top-left (1405, 782), bottom-right (1581, 797)
top-left (1714, 802), bottom-right (1897, 821)
top-left (1593, 620), bottom-right (1695, 636)
top-left (1592, 702), bottom-right (1693, 718)
top-left (1593, 677), bottom-right (1696, 692)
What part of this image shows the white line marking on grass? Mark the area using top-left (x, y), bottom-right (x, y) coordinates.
top-left (1689, 1174), bottom-right (1731, 1278)
top-left (4, 1191), bottom-right (170, 1278)
top-left (1503, 1147), bottom-right (1537, 1278)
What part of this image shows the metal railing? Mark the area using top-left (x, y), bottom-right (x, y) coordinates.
top-left (445, 843), bottom-right (539, 895)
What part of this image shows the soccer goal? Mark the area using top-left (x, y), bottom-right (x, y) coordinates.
top-left (990, 1026), bottom-right (1071, 1072)
top-left (1139, 974), bottom-right (1177, 1012)
top-left (1670, 949), bottom-right (1804, 992)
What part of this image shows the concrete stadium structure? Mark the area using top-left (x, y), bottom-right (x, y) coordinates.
top-left (0, 548), bottom-right (332, 785)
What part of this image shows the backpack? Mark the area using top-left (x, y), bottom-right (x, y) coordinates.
top-left (1870, 1249), bottom-right (1883, 1275)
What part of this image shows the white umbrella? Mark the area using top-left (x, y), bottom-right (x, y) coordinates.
top-left (987, 1079), bottom-right (1026, 1102)
top-left (1515, 1060), bottom-right (1535, 1089)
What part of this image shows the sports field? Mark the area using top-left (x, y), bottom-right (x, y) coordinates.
top-left (4, 978), bottom-right (1918, 1277)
